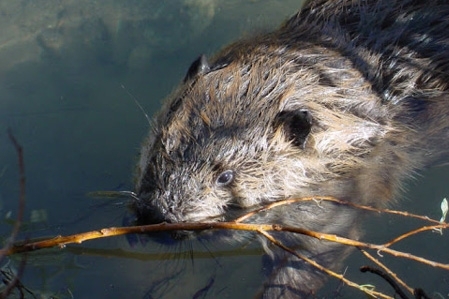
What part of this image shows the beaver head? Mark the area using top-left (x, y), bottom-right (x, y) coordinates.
top-left (132, 47), bottom-right (398, 229)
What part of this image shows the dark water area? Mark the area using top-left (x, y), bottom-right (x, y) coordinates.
top-left (0, 0), bottom-right (448, 298)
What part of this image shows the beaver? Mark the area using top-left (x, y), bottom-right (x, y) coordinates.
top-left (131, 0), bottom-right (449, 297)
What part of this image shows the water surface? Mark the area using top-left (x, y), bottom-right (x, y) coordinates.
top-left (0, 1), bottom-right (447, 298)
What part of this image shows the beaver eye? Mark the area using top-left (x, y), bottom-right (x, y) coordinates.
top-left (216, 170), bottom-right (234, 187)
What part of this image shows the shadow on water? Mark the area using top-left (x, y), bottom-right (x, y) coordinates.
top-left (0, 0), bottom-right (448, 298)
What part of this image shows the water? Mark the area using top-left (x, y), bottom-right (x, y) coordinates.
top-left (0, 0), bottom-right (448, 298)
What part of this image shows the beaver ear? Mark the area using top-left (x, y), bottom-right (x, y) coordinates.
top-left (274, 110), bottom-right (312, 148)
top-left (183, 54), bottom-right (210, 82)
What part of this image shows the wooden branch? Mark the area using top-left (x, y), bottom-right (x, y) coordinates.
top-left (5, 221), bottom-right (449, 272)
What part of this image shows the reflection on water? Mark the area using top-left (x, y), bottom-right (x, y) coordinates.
top-left (0, 0), bottom-right (448, 298)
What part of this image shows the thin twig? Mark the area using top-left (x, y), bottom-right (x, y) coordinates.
top-left (235, 196), bottom-right (441, 224)
top-left (4, 129), bottom-right (26, 253)
top-left (0, 130), bottom-right (27, 298)
top-left (383, 225), bottom-right (448, 248)
top-left (359, 249), bottom-right (414, 295)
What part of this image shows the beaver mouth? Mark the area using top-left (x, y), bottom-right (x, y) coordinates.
top-left (146, 211), bottom-right (239, 244)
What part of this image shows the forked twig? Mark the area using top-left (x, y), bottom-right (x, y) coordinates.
top-left (5, 221), bottom-right (449, 271)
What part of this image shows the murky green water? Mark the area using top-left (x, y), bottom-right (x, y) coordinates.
top-left (0, 1), bottom-right (448, 298)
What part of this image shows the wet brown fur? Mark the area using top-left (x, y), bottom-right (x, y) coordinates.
top-left (133, 0), bottom-right (449, 297)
